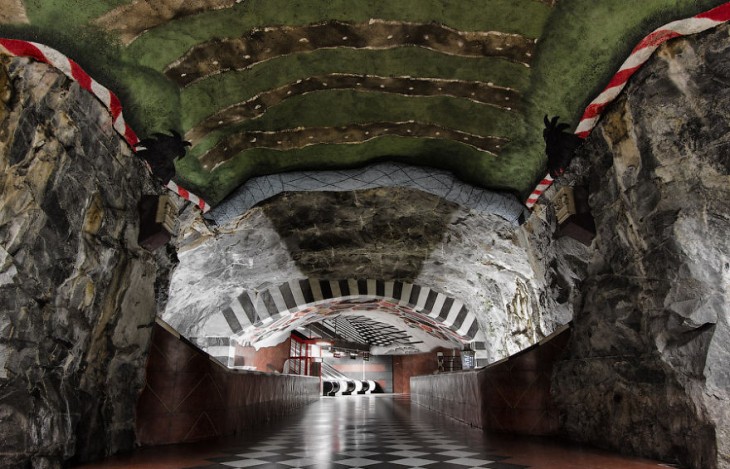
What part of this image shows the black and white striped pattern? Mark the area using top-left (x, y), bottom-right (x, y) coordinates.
top-left (223, 278), bottom-right (479, 340)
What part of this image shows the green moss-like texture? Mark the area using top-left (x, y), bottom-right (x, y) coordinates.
top-left (2, 0), bottom-right (727, 207)
top-left (179, 136), bottom-right (530, 205)
top-left (24, 0), bottom-right (125, 25)
top-left (187, 91), bottom-right (520, 159)
top-left (127, 0), bottom-right (550, 71)
top-left (181, 50), bottom-right (529, 129)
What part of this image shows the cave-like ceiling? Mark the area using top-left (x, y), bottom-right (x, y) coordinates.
top-left (1, 0), bottom-right (727, 208)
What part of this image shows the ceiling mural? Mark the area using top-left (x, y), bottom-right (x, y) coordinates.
top-left (1, 0), bottom-right (728, 208)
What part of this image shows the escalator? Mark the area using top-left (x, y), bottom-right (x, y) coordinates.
top-left (321, 362), bottom-right (379, 396)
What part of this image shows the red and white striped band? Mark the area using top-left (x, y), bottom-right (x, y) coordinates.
top-left (0, 38), bottom-right (210, 212)
top-left (525, 1), bottom-right (730, 209)
top-left (3, 0), bottom-right (729, 216)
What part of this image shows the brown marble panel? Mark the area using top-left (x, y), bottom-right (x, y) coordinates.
top-left (168, 411), bottom-right (220, 443)
top-left (410, 328), bottom-right (570, 436)
top-left (232, 338), bottom-right (291, 373)
top-left (175, 374), bottom-right (226, 413)
top-left (136, 323), bottom-right (319, 446)
top-left (393, 348), bottom-right (454, 393)
top-left (411, 371), bottom-right (482, 427)
top-left (135, 413), bottom-right (172, 447)
top-left (141, 370), bottom-right (178, 412)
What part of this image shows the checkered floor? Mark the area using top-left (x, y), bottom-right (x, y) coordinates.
top-left (189, 396), bottom-right (527, 469)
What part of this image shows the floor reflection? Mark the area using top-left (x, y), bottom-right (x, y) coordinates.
top-left (77, 395), bottom-right (666, 469)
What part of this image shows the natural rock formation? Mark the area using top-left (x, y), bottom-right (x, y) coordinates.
top-left (163, 203), bottom-right (305, 340)
top-left (414, 196), bottom-right (587, 361)
top-left (552, 24), bottom-right (730, 469)
top-left (0, 58), bottom-right (160, 467)
top-left (261, 189), bottom-right (459, 281)
top-left (165, 187), bottom-right (587, 364)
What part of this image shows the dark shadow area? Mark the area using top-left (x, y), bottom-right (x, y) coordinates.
top-left (261, 187), bottom-right (459, 280)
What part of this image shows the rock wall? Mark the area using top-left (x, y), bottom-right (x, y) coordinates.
top-left (0, 58), bottom-right (160, 467)
top-left (164, 204), bottom-right (306, 339)
top-left (413, 193), bottom-right (587, 362)
top-left (552, 25), bottom-right (730, 469)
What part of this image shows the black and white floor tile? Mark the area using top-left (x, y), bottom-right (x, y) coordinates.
top-left (188, 396), bottom-right (528, 469)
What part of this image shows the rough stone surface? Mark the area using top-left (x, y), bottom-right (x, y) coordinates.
top-left (0, 58), bottom-right (159, 467)
top-left (163, 203), bottom-right (305, 339)
top-left (415, 196), bottom-right (586, 361)
top-left (166, 187), bottom-right (587, 364)
top-left (552, 25), bottom-right (730, 469)
top-left (262, 189), bottom-right (459, 281)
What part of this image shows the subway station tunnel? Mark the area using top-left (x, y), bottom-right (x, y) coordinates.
top-left (0, 1), bottom-right (729, 468)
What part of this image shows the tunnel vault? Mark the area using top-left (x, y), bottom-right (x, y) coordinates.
top-left (164, 186), bottom-right (581, 366)
top-left (2, 3), bottom-right (730, 468)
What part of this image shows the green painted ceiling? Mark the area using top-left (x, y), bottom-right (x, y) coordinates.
top-left (1, 0), bottom-right (725, 206)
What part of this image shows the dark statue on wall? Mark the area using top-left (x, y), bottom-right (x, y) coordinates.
top-left (135, 130), bottom-right (191, 184)
top-left (543, 115), bottom-right (583, 178)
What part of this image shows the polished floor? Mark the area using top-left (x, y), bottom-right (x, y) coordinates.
top-left (78, 395), bottom-right (671, 469)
